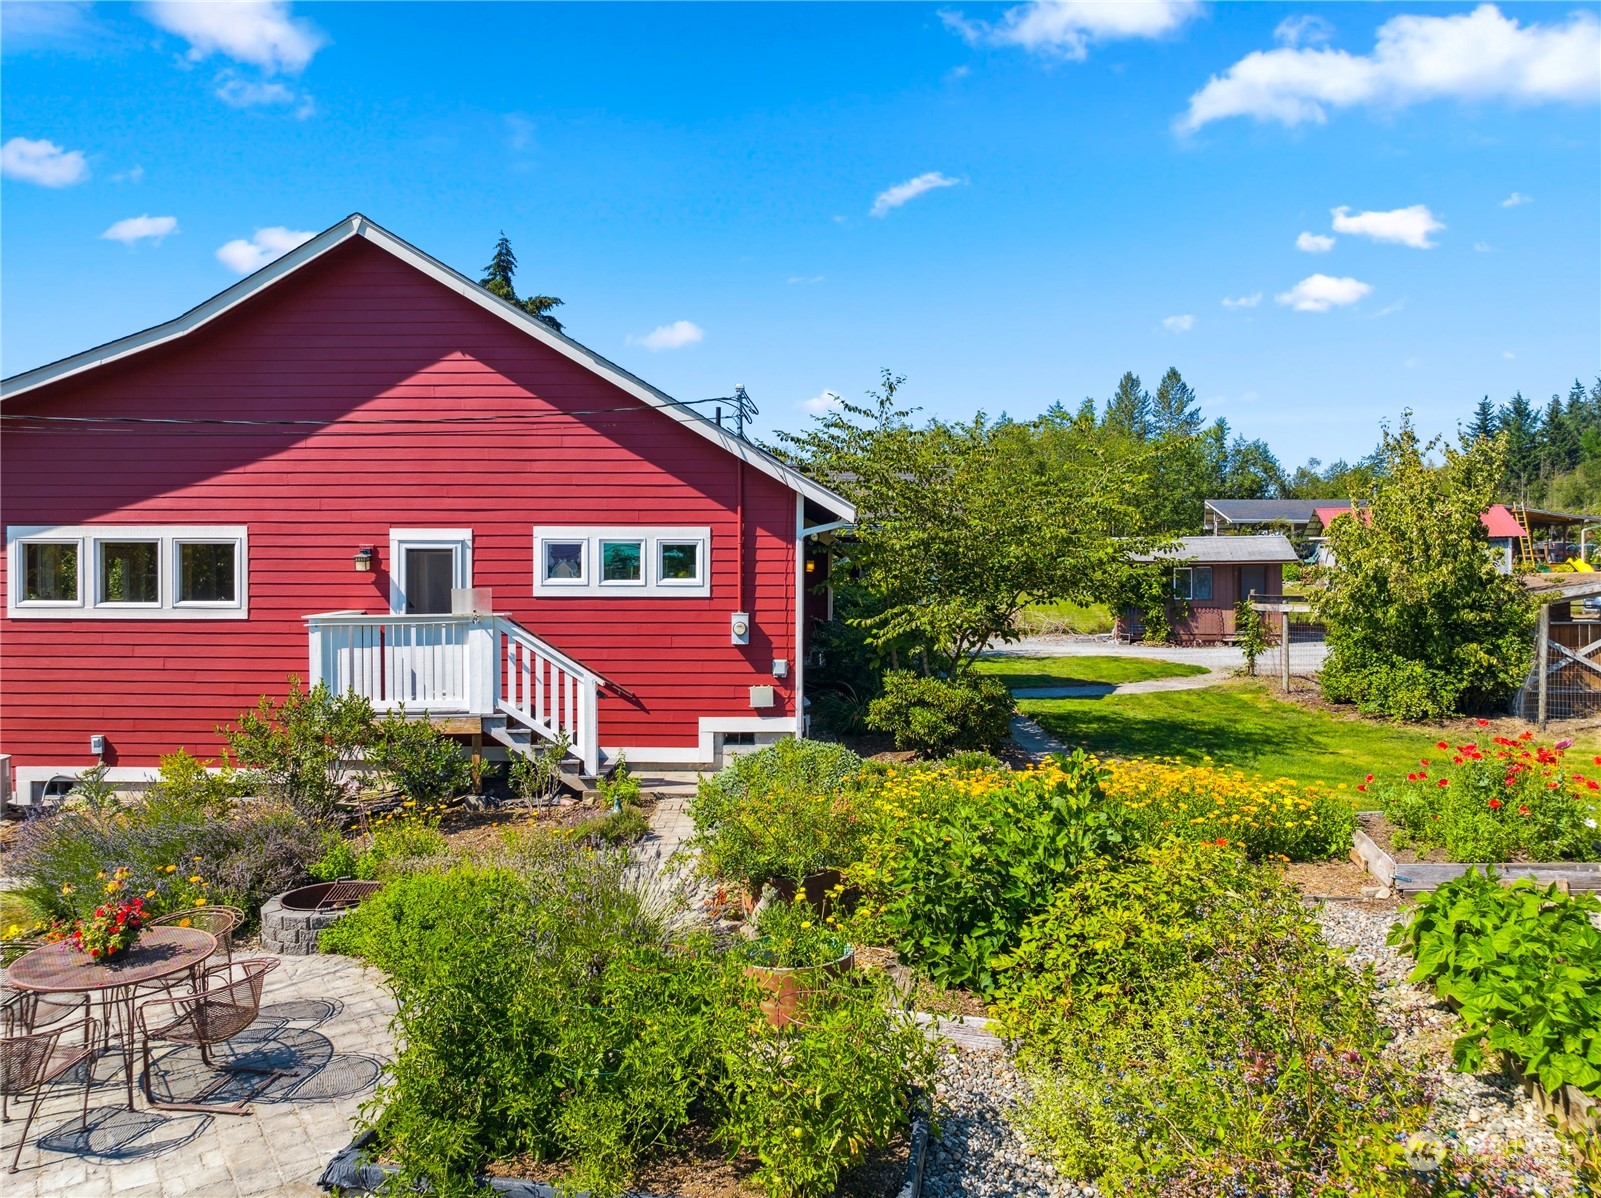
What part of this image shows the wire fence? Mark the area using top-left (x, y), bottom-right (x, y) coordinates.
top-left (1263, 618), bottom-right (1328, 694)
top-left (1511, 617), bottom-right (1601, 723)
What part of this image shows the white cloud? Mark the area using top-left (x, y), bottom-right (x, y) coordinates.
top-left (215, 77), bottom-right (294, 106)
top-left (631, 320), bottom-right (705, 351)
top-left (787, 275), bottom-right (825, 285)
top-left (1371, 301), bottom-right (1405, 318)
top-left (1, 137), bottom-right (88, 186)
top-left (871, 171), bottom-right (963, 217)
top-left (1331, 203), bottom-right (1444, 248)
top-left (113, 164), bottom-right (146, 184)
top-left (1180, 4), bottom-right (1600, 131)
top-left (945, 0), bottom-right (1199, 60)
top-left (1276, 273), bottom-right (1373, 312)
top-left (1296, 231), bottom-right (1336, 253)
top-left (1162, 314), bottom-right (1195, 332)
top-left (1474, 241), bottom-right (1492, 252)
top-left (145, 0), bottom-right (325, 73)
top-left (215, 225), bottom-right (315, 273)
top-left (1222, 293), bottom-right (1263, 309)
top-left (800, 390), bottom-right (842, 415)
top-left (101, 214), bottom-right (178, 245)
top-left (1501, 190), bottom-right (1533, 207)
top-left (1503, 350), bottom-right (1516, 359)
top-left (1275, 14), bottom-right (1335, 48)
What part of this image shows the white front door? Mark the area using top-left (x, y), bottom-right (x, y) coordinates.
top-left (388, 528), bottom-right (472, 614)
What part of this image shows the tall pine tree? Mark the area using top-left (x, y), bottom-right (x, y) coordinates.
top-left (479, 232), bottom-right (565, 332)
top-left (1465, 396), bottom-right (1498, 442)
top-left (1497, 391), bottom-right (1542, 494)
top-left (1150, 367), bottom-right (1203, 438)
top-left (1103, 372), bottom-right (1151, 440)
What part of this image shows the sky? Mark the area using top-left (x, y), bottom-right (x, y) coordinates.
top-left (2, 0), bottom-right (1598, 466)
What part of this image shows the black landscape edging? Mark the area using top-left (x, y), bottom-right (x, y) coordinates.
top-left (319, 1112), bottom-right (931, 1198)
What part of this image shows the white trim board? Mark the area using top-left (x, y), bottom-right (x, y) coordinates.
top-left (388, 527), bottom-right (473, 614)
top-left (1, 214), bottom-right (855, 523)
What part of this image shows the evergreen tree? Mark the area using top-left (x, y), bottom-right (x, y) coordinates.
top-left (478, 233), bottom-right (564, 332)
top-left (1150, 367), bottom-right (1203, 438)
top-left (1497, 391), bottom-right (1541, 494)
top-left (1542, 393), bottom-right (1581, 477)
top-left (1103, 372), bottom-right (1150, 440)
top-left (1465, 396), bottom-right (1498, 442)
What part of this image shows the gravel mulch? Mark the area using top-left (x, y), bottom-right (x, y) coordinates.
top-left (925, 1049), bottom-right (1093, 1198)
top-left (1313, 898), bottom-right (1585, 1195)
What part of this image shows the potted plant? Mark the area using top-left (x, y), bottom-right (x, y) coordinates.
top-left (741, 893), bottom-right (854, 1028)
top-left (73, 894), bottom-right (146, 961)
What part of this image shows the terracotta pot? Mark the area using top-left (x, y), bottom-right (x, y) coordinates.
top-left (744, 945), bottom-right (855, 1029)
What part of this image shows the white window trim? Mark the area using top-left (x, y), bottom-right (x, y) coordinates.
top-left (597, 538), bottom-right (647, 588)
top-left (6, 525), bottom-right (248, 620)
top-left (388, 528), bottom-right (473, 615)
top-left (533, 527), bottom-right (711, 598)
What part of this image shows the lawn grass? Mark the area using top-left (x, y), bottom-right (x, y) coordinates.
top-left (974, 655), bottom-right (1208, 690)
top-left (1015, 600), bottom-right (1113, 635)
top-left (1020, 679), bottom-right (1601, 790)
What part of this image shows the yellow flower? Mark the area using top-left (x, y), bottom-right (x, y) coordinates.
top-left (188, 875), bottom-right (203, 884)
top-left (800, 921), bottom-right (812, 930)
top-left (193, 898), bottom-right (206, 907)
top-left (145, 890), bottom-right (157, 898)
top-left (179, 917), bottom-right (192, 927)
top-left (61, 884), bottom-right (75, 895)
top-left (95, 871), bottom-right (106, 880)
top-left (165, 865), bottom-right (178, 873)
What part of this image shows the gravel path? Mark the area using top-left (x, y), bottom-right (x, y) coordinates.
top-left (925, 1050), bottom-right (1092, 1198)
top-left (1313, 899), bottom-right (1583, 1194)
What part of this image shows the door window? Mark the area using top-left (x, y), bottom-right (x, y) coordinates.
top-left (405, 548), bottom-right (456, 614)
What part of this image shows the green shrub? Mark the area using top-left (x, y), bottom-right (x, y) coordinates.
top-left (570, 807), bottom-right (651, 846)
top-left (322, 845), bottom-right (933, 1198)
top-left (742, 894), bottom-right (849, 969)
top-left (686, 739), bottom-right (864, 888)
top-left (998, 843), bottom-right (1430, 1193)
top-left (869, 751), bottom-right (1130, 990)
top-left (220, 677), bottom-right (377, 819)
top-left (1390, 868), bottom-right (1601, 1096)
top-left (1372, 731), bottom-right (1601, 861)
top-left (865, 671), bottom-right (1013, 755)
top-left (372, 711), bottom-right (470, 807)
top-left (309, 817), bottom-right (448, 882)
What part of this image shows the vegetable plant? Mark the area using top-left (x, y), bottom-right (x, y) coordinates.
top-left (1390, 867), bottom-right (1601, 1096)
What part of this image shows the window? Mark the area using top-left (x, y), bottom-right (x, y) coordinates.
top-left (177, 542), bottom-right (237, 604)
top-left (532, 527), bottom-right (712, 598)
top-left (6, 526), bottom-right (248, 619)
top-left (658, 541), bottom-right (701, 584)
top-left (23, 542), bottom-right (77, 603)
top-left (600, 540), bottom-right (644, 584)
top-left (543, 541), bottom-right (585, 583)
top-left (1173, 566), bottom-right (1213, 601)
top-left (99, 541), bottom-right (160, 604)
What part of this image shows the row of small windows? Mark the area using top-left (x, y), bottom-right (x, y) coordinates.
top-left (541, 538), bottom-right (703, 587)
top-left (22, 538), bottom-right (238, 607)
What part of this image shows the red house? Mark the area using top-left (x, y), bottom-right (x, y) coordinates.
top-left (1, 214), bottom-right (853, 800)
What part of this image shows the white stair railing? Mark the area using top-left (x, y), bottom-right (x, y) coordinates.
top-left (497, 617), bottom-right (601, 777)
top-left (305, 612), bottom-right (601, 776)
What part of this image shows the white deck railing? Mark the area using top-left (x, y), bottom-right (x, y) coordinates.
top-left (305, 611), bottom-right (601, 775)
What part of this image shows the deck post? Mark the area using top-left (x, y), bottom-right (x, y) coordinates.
top-left (1280, 610), bottom-right (1291, 694)
top-left (307, 618), bottom-right (325, 688)
top-left (1536, 601), bottom-right (1550, 729)
top-left (465, 616), bottom-right (497, 716)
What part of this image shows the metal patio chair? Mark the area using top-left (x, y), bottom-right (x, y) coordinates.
top-left (137, 957), bottom-right (282, 1115)
top-left (2, 1017), bottom-right (98, 1173)
top-left (147, 906), bottom-right (246, 964)
top-left (1, 941), bottom-right (88, 1038)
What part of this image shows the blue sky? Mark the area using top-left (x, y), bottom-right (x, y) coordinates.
top-left (3, 1), bottom-right (1597, 466)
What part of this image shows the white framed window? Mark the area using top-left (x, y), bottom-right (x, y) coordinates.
top-left (1172, 566), bottom-right (1213, 601)
top-left (6, 526), bottom-right (248, 620)
top-left (533, 527), bottom-right (711, 598)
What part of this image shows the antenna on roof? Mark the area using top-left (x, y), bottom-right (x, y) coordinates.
top-left (731, 385), bottom-right (757, 440)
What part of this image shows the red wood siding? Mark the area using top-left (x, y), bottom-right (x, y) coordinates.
top-left (1, 240), bottom-right (798, 770)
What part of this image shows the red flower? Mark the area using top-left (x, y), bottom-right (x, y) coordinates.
top-left (1477, 719), bottom-right (1490, 727)
top-left (1587, 780), bottom-right (1599, 791)
top-left (1365, 774), bottom-right (1375, 783)
top-left (1357, 784), bottom-right (1367, 792)
top-left (1437, 778), bottom-right (1449, 788)
top-left (1435, 741), bottom-right (1449, 750)
top-left (1215, 837), bottom-right (1228, 846)
top-left (1518, 806), bottom-right (1530, 816)
top-left (1519, 731), bottom-right (1534, 741)
top-left (1407, 773), bottom-right (1418, 782)
top-left (1453, 756), bottom-right (1465, 765)
top-left (1489, 798), bottom-right (1502, 810)
top-left (1421, 758), bottom-right (1431, 766)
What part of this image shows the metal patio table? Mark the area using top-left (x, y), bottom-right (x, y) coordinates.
top-left (7, 926), bottom-right (217, 1110)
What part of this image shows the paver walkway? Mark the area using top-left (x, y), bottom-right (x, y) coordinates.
top-left (4, 951), bottom-right (396, 1198)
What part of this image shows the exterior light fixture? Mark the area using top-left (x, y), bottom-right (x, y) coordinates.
top-left (804, 559), bottom-right (816, 574)
top-left (353, 547), bottom-right (375, 573)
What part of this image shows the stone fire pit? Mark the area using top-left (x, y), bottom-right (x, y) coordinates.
top-left (261, 879), bottom-right (383, 955)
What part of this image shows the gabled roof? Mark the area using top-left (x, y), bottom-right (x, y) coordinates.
top-left (0, 213), bottom-right (854, 521)
top-left (1133, 534), bottom-right (1300, 564)
top-left (1481, 504), bottom-right (1528, 540)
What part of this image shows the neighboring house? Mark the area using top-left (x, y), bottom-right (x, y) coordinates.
top-left (0, 214), bottom-right (853, 801)
top-left (1118, 534), bottom-right (1299, 645)
top-left (1309, 503), bottom-right (1533, 574)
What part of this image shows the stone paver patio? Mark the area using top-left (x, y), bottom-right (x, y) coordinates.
top-left (3, 951), bottom-right (395, 1198)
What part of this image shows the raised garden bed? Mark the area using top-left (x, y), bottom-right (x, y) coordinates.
top-left (318, 1110), bottom-right (930, 1198)
top-left (1350, 813), bottom-right (1601, 896)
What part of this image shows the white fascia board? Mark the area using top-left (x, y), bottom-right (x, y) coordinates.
top-left (2, 214), bottom-right (856, 523)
